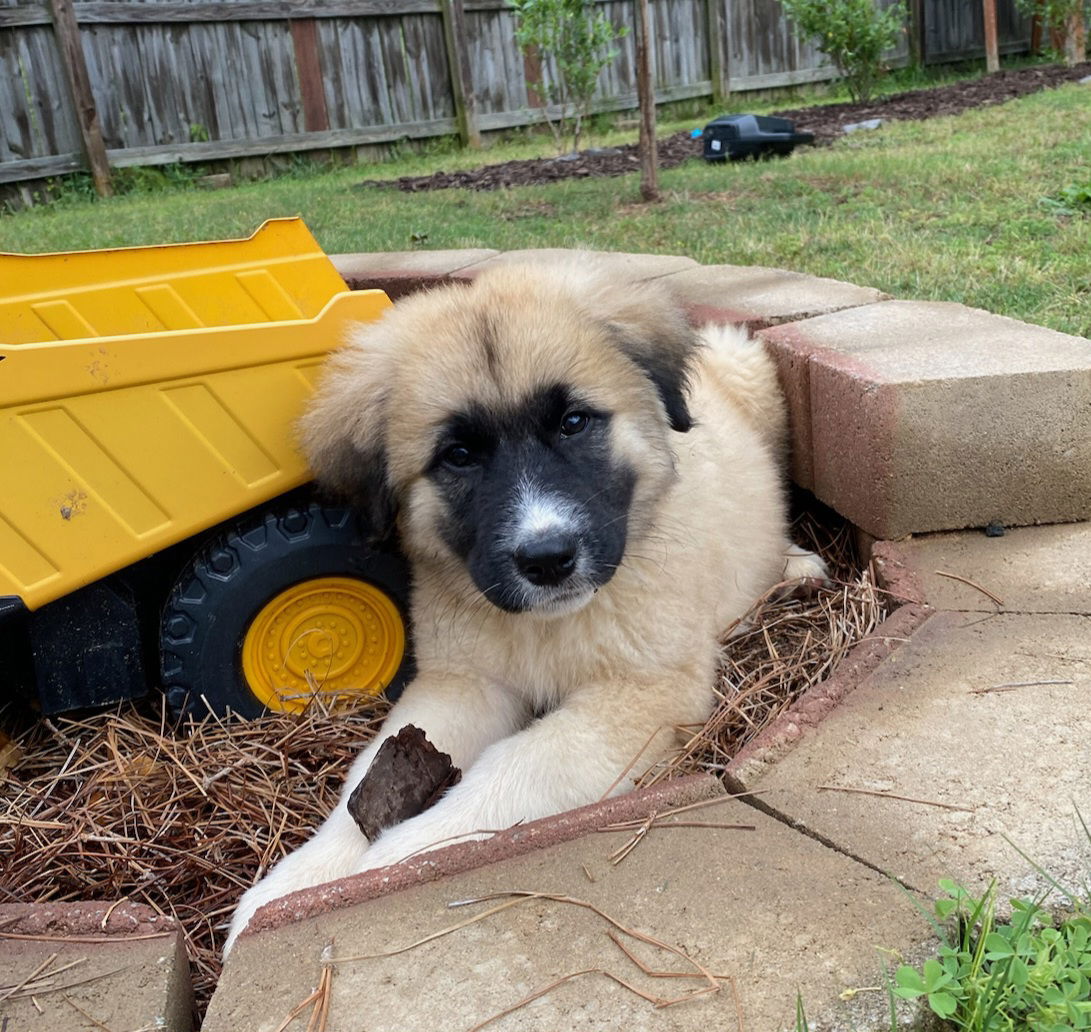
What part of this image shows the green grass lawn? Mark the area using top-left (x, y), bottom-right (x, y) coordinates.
top-left (3, 73), bottom-right (1089, 338)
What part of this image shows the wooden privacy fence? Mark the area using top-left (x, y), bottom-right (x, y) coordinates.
top-left (0, 0), bottom-right (1032, 188)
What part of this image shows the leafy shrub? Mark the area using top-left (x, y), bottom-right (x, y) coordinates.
top-left (509, 0), bottom-right (626, 152)
top-left (1012, 0), bottom-right (1086, 67)
top-left (778, 0), bottom-right (907, 102)
top-left (894, 879), bottom-right (1091, 1031)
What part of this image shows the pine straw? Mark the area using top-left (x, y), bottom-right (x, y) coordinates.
top-left (0, 509), bottom-right (889, 1019)
top-left (0, 700), bottom-right (389, 1013)
top-left (638, 508), bottom-right (889, 786)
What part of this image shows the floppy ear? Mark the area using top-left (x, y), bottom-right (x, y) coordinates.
top-left (613, 326), bottom-right (696, 432)
top-left (599, 284), bottom-right (700, 433)
top-left (297, 324), bottom-right (399, 541)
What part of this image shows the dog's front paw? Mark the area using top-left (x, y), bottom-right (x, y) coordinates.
top-left (224, 872), bottom-right (297, 955)
top-left (224, 846), bottom-right (346, 953)
top-left (224, 814), bottom-right (371, 955)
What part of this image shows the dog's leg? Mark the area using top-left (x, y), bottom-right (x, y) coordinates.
top-left (224, 676), bottom-right (524, 953)
top-left (352, 690), bottom-right (691, 874)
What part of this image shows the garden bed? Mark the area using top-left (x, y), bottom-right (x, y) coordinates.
top-left (360, 63), bottom-right (1090, 193)
top-left (0, 505), bottom-right (889, 1016)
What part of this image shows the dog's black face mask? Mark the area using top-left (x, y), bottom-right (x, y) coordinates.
top-left (428, 384), bottom-right (637, 614)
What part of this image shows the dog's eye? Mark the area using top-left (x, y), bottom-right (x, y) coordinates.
top-left (441, 443), bottom-right (476, 469)
top-left (560, 411), bottom-right (590, 438)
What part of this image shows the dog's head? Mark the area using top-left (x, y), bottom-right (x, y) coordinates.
top-left (299, 263), bottom-right (699, 615)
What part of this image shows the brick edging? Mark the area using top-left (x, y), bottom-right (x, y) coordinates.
top-left (236, 247), bottom-right (1080, 935)
top-left (0, 900), bottom-right (179, 938)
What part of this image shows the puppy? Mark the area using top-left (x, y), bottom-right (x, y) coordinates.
top-left (224, 262), bottom-right (825, 951)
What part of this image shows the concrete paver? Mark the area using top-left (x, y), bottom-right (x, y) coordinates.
top-left (331, 249), bottom-right (499, 297)
top-left (893, 523), bottom-right (1091, 614)
top-left (732, 610), bottom-right (1091, 900)
top-left (205, 796), bottom-right (930, 1032)
top-left (660, 263), bottom-right (887, 329)
top-left (760, 301), bottom-right (1091, 538)
top-left (454, 248), bottom-right (699, 281)
top-left (0, 902), bottom-right (193, 1032)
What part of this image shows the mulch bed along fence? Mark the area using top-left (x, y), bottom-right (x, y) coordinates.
top-left (360, 63), bottom-right (1091, 193)
top-left (0, 510), bottom-right (888, 1017)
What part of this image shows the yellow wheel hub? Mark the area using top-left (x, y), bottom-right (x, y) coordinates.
top-left (241, 576), bottom-right (405, 713)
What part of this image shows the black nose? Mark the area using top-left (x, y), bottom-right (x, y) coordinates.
top-left (515, 533), bottom-right (578, 586)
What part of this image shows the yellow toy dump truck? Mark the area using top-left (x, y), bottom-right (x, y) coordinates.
top-left (1, 218), bottom-right (413, 719)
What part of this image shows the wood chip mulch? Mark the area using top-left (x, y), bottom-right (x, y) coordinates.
top-left (359, 62), bottom-right (1090, 193)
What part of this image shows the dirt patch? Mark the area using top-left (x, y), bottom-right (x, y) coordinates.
top-left (360, 63), bottom-right (1090, 193)
top-left (357, 134), bottom-right (695, 193)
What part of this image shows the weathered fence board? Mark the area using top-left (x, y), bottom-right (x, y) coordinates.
top-left (0, 0), bottom-right (1038, 187)
top-left (653, 0), bottom-right (708, 89)
top-left (924, 0), bottom-right (1029, 61)
top-left (725, 0), bottom-right (821, 88)
top-left (0, 22), bottom-right (82, 162)
top-left (76, 20), bottom-right (306, 148)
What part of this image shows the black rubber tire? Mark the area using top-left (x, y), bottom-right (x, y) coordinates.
top-left (160, 502), bottom-right (413, 720)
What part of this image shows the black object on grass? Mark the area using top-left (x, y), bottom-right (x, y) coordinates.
top-left (702, 114), bottom-right (815, 162)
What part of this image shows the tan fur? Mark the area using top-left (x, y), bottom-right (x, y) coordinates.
top-left (226, 262), bottom-right (824, 951)
top-left (697, 321), bottom-right (789, 454)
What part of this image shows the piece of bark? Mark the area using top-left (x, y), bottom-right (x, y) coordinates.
top-left (346, 725), bottom-right (461, 841)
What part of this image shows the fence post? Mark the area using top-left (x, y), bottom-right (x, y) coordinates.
top-left (705, 0), bottom-right (729, 105)
top-left (906, 0), bottom-right (926, 66)
top-left (635, 0), bottom-right (659, 201)
top-left (1062, 6), bottom-right (1085, 66)
top-left (982, 0), bottom-right (999, 71)
top-left (523, 44), bottom-right (545, 108)
top-left (441, 0), bottom-right (481, 149)
top-left (49, 0), bottom-right (111, 196)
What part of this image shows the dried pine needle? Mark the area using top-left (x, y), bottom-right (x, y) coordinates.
top-left (639, 509), bottom-right (888, 786)
top-left (1, 506), bottom-right (887, 1020)
top-left (1, 696), bottom-right (389, 1016)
